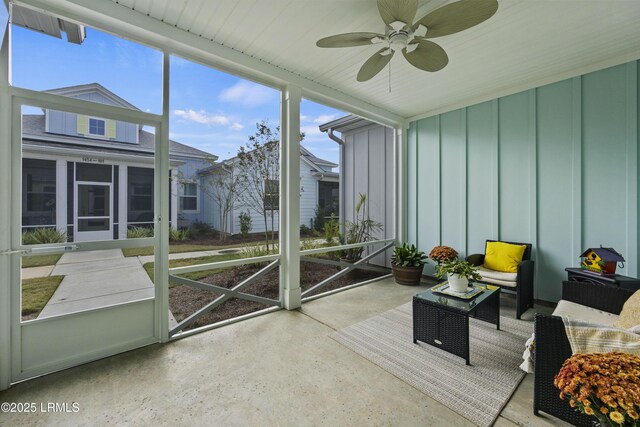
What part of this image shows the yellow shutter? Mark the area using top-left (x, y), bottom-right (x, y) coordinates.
top-left (106, 119), bottom-right (116, 139)
top-left (77, 114), bottom-right (88, 135)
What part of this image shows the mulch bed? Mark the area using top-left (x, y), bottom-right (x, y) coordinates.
top-left (169, 261), bottom-right (388, 330)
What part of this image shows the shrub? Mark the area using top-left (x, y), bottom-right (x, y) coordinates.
top-left (239, 211), bottom-right (252, 237)
top-left (323, 214), bottom-right (339, 244)
top-left (169, 228), bottom-right (192, 241)
top-left (313, 206), bottom-right (326, 231)
top-left (241, 243), bottom-right (278, 258)
top-left (127, 226), bottom-right (153, 239)
top-left (191, 220), bottom-right (213, 236)
top-left (22, 228), bottom-right (67, 245)
top-left (300, 224), bottom-right (313, 236)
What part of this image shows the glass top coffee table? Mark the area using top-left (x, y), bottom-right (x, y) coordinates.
top-left (412, 283), bottom-right (501, 365)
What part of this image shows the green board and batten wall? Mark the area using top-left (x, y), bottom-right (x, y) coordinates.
top-left (407, 60), bottom-right (639, 302)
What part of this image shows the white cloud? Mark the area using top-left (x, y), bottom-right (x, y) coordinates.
top-left (173, 109), bottom-right (230, 126)
top-left (300, 115), bottom-right (312, 123)
top-left (230, 122), bottom-right (244, 131)
top-left (301, 125), bottom-right (324, 139)
top-left (313, 114), bottom-right (338, 124)
top-left (219, 81), bottom-right (276, 108)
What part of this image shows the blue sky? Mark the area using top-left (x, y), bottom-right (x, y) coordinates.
top-left (9, 22), bottom-right (344, 163)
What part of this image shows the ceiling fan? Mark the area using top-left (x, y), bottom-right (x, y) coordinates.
top-left (316, 0), bottom-right (499, 82)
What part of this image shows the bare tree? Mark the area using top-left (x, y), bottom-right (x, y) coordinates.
top-left (236, 121), bottom-right (280, 250)
top-left (200, 161), bottom-right (244, 242)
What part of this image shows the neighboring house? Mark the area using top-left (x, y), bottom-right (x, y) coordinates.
top-left (21, 83), bottom-right (217, 242)
top-left (198, 145), bottom-right (339, 235)
top-left (319, 115), bottom-right (394, 267)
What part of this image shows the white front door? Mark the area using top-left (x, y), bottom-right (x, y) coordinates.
top-left (75, 182), bottom-right (113, 241)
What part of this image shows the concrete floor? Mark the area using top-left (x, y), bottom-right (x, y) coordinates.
top-left (0, 278), bottom-right (570, 426)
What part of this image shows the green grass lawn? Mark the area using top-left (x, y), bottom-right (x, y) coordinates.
top-left (21, 275), bottom-right (64, 317)
top-left (123, 243), bottom-right (257, 257)
top-left (123, 237), bottom-right (321, 258)
top-left (143, 253), bottom-right (242, 285)
top-left (22, 254), bottom-right (62, 268)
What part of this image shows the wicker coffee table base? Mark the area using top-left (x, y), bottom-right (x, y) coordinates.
top-left (412, 290), bottom-right (500, 365)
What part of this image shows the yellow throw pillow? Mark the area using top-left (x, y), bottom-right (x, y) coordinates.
top-left (614, 290), bottom-right (640, 330)
top-left (484, 241), bottom-right (527, 273)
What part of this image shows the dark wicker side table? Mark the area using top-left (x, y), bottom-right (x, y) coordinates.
top-left (413, 285), bottom-right (501, 365)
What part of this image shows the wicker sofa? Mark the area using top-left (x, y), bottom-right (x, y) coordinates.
top-left (533, 280), bottom-right (634, 426)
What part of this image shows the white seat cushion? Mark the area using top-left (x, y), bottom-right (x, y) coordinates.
top-left (474, 266), bottom-right (517, 288)
top-left (552, 300), bottom-right (619, 327)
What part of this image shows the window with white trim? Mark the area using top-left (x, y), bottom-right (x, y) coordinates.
top-left (264, 179), bottom-right (279, 211)
top-left (180, 182), bottom-right (198, 212)
top-left (89, 117), bottom-right (106, 136)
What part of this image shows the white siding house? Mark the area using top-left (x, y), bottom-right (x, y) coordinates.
top-left (21, 83), bottom-right (216, 242)
top-left (198, 146), bottom-right (338, 235)
top-left (319, 115), bottom-right (394, 266)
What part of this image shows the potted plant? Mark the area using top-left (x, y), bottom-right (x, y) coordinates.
top-left (555, 352), bottom-right (640, 426)
top-left (391, 243), bottom-right (428, 286)
top-left (429, 245), bottom-right (458, 264)
top-left (435, 259), bottom-right (482, 293)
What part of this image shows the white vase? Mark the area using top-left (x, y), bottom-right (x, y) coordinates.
top-left (447, 273), bottom-right (469, 293)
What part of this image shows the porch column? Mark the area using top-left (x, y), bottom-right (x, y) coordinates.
top-left (280, 85), bottom-right (301, 310)
top-left (0, 15), bottom-right (12, 391)
top-left (395, 123), bottom-right (407, 244)
top-left (118, 165), bottom-right (127, 239)
top-left (170, 169), bottom-right (178, 229)
top-left (55, 160), bottom-right (67, 235)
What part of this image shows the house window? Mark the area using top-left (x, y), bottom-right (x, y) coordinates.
top-left (318, 181), bottom-right (339, 216)
top-left (88, 118), bottom-right (106, 136)
top-left (128, 167), bottom-right (154, 224)
top-left (22, 158), bottom-right (56, 227)
top-left (264, 179), bottom-right (279, 211)
top-left (180, 183), bottom-right (198, 211)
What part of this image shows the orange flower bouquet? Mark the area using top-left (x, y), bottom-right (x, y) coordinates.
top-left (554, 352), bottom-right (640, 426)
top-left (428, 246), bottom-right (458, 263)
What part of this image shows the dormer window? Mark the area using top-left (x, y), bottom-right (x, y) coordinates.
top-left (89, 118), bottom-right (106, 136)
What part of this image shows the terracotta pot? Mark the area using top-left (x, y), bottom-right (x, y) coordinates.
top-left (392, 264), bottom-right (425, 286)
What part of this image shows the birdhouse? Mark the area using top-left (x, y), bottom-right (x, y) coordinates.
top-left (580, 246), bottom-right (625, 275)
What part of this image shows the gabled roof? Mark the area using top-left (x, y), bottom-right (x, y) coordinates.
top-left (45, 83), bottom-right (140, 111)
top-left (300, 145), bottom-right (337, 169)
top-left (199, 143), bottom-right (335, 176)
top-left (318, 115), bottom-right (375, 134)
top-left (22, 114), bottom-right (215, 160)
top-left (580, 247), bottom-right (625, 262)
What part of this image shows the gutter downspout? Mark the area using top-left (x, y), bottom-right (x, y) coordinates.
top-left (323, 128), bottom-right (345, 233)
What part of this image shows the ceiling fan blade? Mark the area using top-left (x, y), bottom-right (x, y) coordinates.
top-left (377, 0), bottom-right (417, 29)
top-left (357, 49), bottom-right (394, 82)
top-left (413, 0), bottom-right (498, 39)
top-left (402, 40), bottom-right (449, 72)
top-left (316, 32), bottom-right (384, 48)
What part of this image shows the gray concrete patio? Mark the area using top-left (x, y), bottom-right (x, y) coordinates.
top-left (0, 277), bottom-right (569, 426)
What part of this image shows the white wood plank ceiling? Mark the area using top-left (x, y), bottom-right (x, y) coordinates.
top-left (109, 0), bottom-right (640, 119)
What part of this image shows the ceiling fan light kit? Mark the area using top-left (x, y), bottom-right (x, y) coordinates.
top-left (316, 0), bottom-right (499, 82)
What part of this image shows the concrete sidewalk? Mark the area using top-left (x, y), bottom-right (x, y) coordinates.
top-left (38, 249), bottom-right (154, 319)
top-left (21, 246), bottom-right (245, 279)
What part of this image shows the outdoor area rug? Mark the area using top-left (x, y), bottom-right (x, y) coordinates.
top-left (330, 302), bottom-right (532, 427)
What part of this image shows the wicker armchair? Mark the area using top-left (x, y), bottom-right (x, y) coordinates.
top-left (466, 240), bottom-right (534, 319)
top-left (533, 281), bottom-right (634, 426)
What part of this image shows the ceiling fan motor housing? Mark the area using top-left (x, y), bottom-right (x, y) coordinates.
top-left (388, 29), bottom-right (412, 51)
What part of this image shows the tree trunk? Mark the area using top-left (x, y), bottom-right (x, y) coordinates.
top-left (263, 212), bottom-right (269, 251)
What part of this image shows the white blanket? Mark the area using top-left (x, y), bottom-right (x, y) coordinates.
top-left (561, 317), bottom-right (640, 355)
